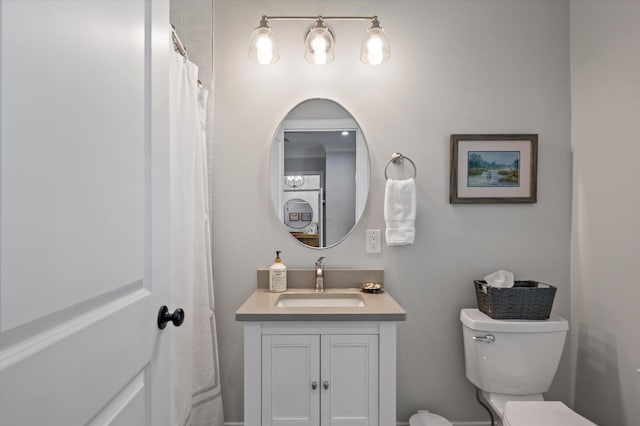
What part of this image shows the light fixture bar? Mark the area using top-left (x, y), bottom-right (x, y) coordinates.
top-left (264, 15), bottom-right (378, 22)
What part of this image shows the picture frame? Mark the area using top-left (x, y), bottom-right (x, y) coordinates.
top-left (288, 212), bottom-right (300, 221)
top-left (300, 212), bottom-right (312, 222)
top-left (450, 134), bottom-right (538, 204)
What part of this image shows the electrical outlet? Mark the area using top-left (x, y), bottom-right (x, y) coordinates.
top-left (366, 229), bottom-right (381, 253)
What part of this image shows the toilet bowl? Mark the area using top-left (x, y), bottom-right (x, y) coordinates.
top-left (460, 308), bottom-right (595, 426)
top-left (409, 410), bottom-right (452, 426)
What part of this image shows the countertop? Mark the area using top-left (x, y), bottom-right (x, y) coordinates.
top-left (235, 288), bottom-right (407, 322)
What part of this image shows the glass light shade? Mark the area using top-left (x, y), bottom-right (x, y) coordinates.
top-left (360, 21), bottom-right (390, 65)
top-left (304, 21), bottom-right (335, 65)
top-left (248, 23), bottom-right (279, 64)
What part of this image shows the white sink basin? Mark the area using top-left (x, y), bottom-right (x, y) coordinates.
top-left (276, 293), bottom-right (365, 308)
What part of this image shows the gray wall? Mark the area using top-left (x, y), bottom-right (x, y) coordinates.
top-left (570, 2), bottom-right (640, 425)
top-left (325, 150), bottom-right (356, 246)
top-left (213, 0), bottom-right (572, 423)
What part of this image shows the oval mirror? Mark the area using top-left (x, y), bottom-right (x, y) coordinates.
top-left (269, 99), bottom-right (370, 249)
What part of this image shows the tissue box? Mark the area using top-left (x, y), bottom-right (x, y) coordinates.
top-left (474, 280), bottom-right (557, 320)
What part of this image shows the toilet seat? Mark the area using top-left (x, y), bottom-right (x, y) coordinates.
top-left (503, 401), bottom-right (596, 426)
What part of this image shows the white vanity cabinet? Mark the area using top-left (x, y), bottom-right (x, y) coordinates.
top-left (262, 333), bottom-right (378, 426)
top-left (243, 322), bottom-right (397, 426)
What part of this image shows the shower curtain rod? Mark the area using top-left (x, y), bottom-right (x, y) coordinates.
top-left (171, 24), bottom-right (188, 58)
top-left (171, 25), bottom-right (203, 87)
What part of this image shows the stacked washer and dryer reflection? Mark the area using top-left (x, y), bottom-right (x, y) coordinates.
top-left (282, 174), bottom-right (323, 246)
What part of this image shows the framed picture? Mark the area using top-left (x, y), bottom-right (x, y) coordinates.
top-left (288, 212), bottom-right (300, 221)
top-left (300, 212), bottom-right (312, 222)
top-left (450, 134), bottom-right (538, 204)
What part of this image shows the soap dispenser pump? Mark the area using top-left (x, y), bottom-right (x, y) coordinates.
top-left (269, 251), bottom-right (287, 293)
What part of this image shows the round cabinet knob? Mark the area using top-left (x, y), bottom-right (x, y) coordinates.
top-left (323, 381), bottom-right (329, 390)
top-left (311, 381), bottom-right (318, 390)
top-left (157, 305), bottom-right (185, 329)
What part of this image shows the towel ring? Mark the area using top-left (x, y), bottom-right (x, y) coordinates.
top-left (384, 152), bottom-right (417, 179)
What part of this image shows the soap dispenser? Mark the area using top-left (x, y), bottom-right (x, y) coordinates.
top-left (269, 251), bottom-right (287, 293)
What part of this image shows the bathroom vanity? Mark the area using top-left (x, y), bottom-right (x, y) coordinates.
top-left (236, 271), bottom-right (406, 426)
top-left (246, 97), bottom-right (405, 425)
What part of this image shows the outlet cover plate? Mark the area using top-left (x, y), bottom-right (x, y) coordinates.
top-left (366, 229), bottom-right (381, 253)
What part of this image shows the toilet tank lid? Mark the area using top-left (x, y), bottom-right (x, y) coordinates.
top-left (460, 309), bottom-right (569, 332)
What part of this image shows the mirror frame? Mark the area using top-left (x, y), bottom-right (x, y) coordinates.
top-left (269, 98), bottom-right (371, 249)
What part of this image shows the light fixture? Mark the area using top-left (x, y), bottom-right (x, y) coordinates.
top-left (248, 15), bottom-right (390, 65)
top-left (285, 175), bottom-right (305, 188)
top-left (304, 18), bottom-right (335, 65)
top-left (248, 16), bottom-right (279, 65)
top-left (360, 17), bottom-right (390, 65)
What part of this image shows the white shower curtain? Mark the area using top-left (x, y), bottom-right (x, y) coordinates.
top-left (169, 50), bottom-right (224, 426)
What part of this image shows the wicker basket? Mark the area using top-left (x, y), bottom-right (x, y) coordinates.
top-left (474, 280), bottom-right (557, 320)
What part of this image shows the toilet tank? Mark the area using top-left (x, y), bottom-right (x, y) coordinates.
top-left (460, 309), bottom-right (568, 395)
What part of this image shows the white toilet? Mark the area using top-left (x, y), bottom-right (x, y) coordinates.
top-left (460, 308), bottom-right (596, 425)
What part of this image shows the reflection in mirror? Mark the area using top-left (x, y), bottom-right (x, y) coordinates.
top-left (269, 99), bottom-right (370, 249)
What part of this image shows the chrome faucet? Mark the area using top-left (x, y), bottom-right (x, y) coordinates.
top-left (315, 256), bottom-right (325, 292)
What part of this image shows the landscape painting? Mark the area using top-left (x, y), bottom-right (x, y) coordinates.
top-left (467, 151), bottom-right (520, 187)
top-left (450, 134), bottom-right (538, 204)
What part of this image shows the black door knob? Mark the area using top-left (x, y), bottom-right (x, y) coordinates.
top-left (157, 305), bottom-right (185, 329)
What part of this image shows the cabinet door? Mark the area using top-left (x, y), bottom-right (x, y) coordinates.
top-left (262, 335), bottom-right (320, 426)
top-left (321, 335), bottom-right (379, 426)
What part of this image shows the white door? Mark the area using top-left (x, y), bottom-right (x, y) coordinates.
top-left (0, 1), bottom-right (172, 425)
top-left (321, 335), bottom-right (379, 426)
top-left (262, 335), bottom-right (321, 426)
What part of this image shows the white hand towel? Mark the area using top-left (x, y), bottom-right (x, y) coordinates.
top-left (384, 178), bottom-right (416, 245)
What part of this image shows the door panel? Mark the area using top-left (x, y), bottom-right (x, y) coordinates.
top-left (0, 1), bottom-right (170, 425)
top-left (262, 335), bottom-right (320, 426)
top-left (0, 0), bottom-right (146, 331)
top-left (321, 335), bottom-right (379, 426)
top-left (1, 288), bottom-right (152, 424)
top-left (87, 370), bottom-right (146, 426)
